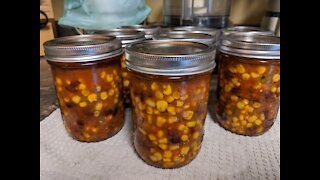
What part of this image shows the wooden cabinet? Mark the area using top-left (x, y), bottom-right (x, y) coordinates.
top-left (40, 0), bottom-right (55, 56)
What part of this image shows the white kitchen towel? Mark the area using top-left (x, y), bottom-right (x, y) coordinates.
top-left (40, 108), bottom-right (280, 180)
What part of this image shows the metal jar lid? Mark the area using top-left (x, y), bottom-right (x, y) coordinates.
top-left (221, 26), bottom-right (274, 37)
top-left (85, 29), bottom-right (146, 48)
top-left (171, 26), bottom-right (218, 36)
top-left (125, 40), bottom-right (216, 76)
top-left (153, 31), bottom-right (215, 46)
top-left (43, 35), bottom-right (123, 62)
top-left (120, 25), bottom-right (160, 39)
top-left (219, 34), bottom-right (280, 59)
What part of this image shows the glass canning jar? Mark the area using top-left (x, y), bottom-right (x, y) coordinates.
top-left (216, 34), bottom-right (280, 136)
top-left (88, 29), bottom-right (146, 106)
top-left (44, 35), bottom-right (125, 142)
top-left (125, 40), bottom-right (216, 168)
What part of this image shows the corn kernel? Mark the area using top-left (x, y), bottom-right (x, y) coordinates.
top-left (95, 103), bottom-right (103, 111)
top-left (241, 120), bottom-right (247, 126)
top-left (79, 84), bottom-right (86, 90)
top-left (138, 128), bottom-right (147, 135)
top-left (226, 110), bottom-right (233, 115)
top-left (181, 135), bottom-right (189, 141)
top-left (239, 115), bottom-right (244, 121)
top-left (164, 151), bottom-right (172, 158)
top-left (154, 110), bottom-right (160, 115)
top-left (146, 98), bottom-right (156, 107)
top-left (163, 85), bottom-right (172, 95)
top-left (88, 93), bottom-right (97, 102)
top-left (176, 100), bottom-right (184, 107)
top-left (108, 89), bottom-right (115, 96)
top-left (155, 91), bottom-right (164, 99)
top-left (192, 132), bottom-right (200, 139)
top-left (159, 144), bottom-right (167, 150)
top-left (156, 116), bottom-right (166, 127)
top-left (91, 128), bottom-right (98, 133)
top-left (105, 115), bottom-right (112, 121)
top-left (168, 116), bottom-right (178, 123)
top-left (123, 80), bottom-right (130, 87)
top-left (248, 115), bottom-right (258, 122)
top-left (272, 74), bottom-right (280, 83)
top-left (242, 73), bottom-right (250, 80)
top-left (78, 101), bottom-right (87, 107)
top-left (158, 138), bottom-right (168, 144)
top-left (260, 113), bottom-right (265, 120)
top-left (55, 77), bottom-right (62, 85)
top-left (147, 115), bottom-right (153, 124)
top-left (253, 102), bottom-right (261, 108)
top-left (64, 97), bottom-right (70, 102)
top-left (106, 74), bottom-right (113, 82)
top-left (186, 121), bottom-right (196, 127)
top-left (157, 130), bottom-right (164, 138)
top-left (94, 111), bottom-right (100, 117)
top-left (148, 134), bottom-right (156, 141)
top-left (100, 92), bottom-right (108, 100)
top-left (248, 107), bottom-right (254, 113)
top-left (167, 106), bottom-right (176, 115)
top-left (146, 107), bottom-right (153, 115)
top-left (257, 66), bottom-right (266, 74)
top-left (251, 72), bottom-right (260, 78)
top-left (79, 90), bottom-right (88, 97)
top-left (173, 156), bottom-right (181, 162)
top-left (163, 158), bottom-right (171, 162)
top-left (66, 80), bottom-right (71, 85)
top-left (121, 61), bottom-right (126, 68)
top-left (277, 87), bottom-right (280, 93)
top-left (235, 82), bottom-right (241, 87)
top-left (169, 145), bottom-right (180, 151)
top-left (230, 95), bottom-right (238, 101)
top-left (173, 91), bottom-right (180, 99)
top-left (271, 86), bottom-right (277, 93)
top-left (154, 152), bottom-right (162, 160)
top-left (156, 100), bottom-right (168, 112)
top-left (229, 67), bottom-right (237, 73)
top-left (243, 99), bottom-right (249, 105)
top-left (72, 96), bottom-right (81, 104)
top-left (178, 124), bottom-right (187, 131)
top-left (122, 72), bottom-right (127, 77)
top-left (232, 122), bottom-right (240, 127)
top-left (84, 133), bottom-right (90, 139)
top-left (224, 85), bottom-right (232, 92)
top-left (150, 155), bottom-right (158, 162)
top-left (236, 64), bottom-right (245, 73)
top-left (100, 72), bottom-right (106, 79)
top-left (237, 102), bottom-right (245, 109)
top-left (151, 82), bottom-right (159, 91)
top-left (182, 111), bottom-right (194, 120)
top-left (254, 82), bottom-right (262, 89)
top-left (247, 123), bottom-right (253, 128)
top-left (181, 146), bottom-right (190, 155)
top-left (255, 120), bottom-right (262, 126)
top-left (233, 117), bottom-right (239, 122)
top-left (231, 78), bottom-right (238, 85)
top-left (166, 96), bottom-right (175, 103)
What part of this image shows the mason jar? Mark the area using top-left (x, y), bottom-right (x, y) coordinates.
top-left (125, 40), bottom-right (216, 168)
top-left (44, 35), bottom-right (125, 142)
top-left (88, 28), bottom-right (146, 106)
top-left (216, 34), bottom-right (280, 136)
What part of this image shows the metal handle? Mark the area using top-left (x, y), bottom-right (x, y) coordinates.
top-left (40, 10), bottom-right (48, 29)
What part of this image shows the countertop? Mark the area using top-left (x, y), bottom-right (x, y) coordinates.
top-left (40, 58), bottom-right (58, 121)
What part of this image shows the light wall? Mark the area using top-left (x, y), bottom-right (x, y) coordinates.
top-left (52, 0), bottom-right (268, 26)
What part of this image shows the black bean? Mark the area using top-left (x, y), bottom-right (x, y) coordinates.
top-left (65, 80), bottom-right (81, 92)
top-left (167, 129), bottom-right (182, 144)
